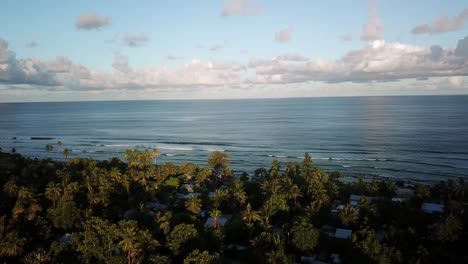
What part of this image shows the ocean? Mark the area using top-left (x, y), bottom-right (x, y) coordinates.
top-left (1, 96), bottom-right (467, 182)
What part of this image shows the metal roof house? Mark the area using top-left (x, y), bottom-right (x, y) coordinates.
top-left (204, 214), bottom-right (232, 228)
top-left (334, 228), bottom-right (352, 239)
top-left (421, 202), bottom-right (444, 214)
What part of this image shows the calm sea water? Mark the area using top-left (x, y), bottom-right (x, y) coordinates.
top-left (1, 96), bottom-right (467, 182)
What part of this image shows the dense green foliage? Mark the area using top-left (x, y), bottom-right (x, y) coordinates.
top-left (0, 147), bottom-right (467, 263)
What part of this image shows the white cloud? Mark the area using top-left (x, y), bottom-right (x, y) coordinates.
top-left (75, 13), bottom-right (110, 30)
top-left (448, 76), bottom-right (464, 88)
top-left (411, 8), bottom-right (468, 34)
top-left (454, 36), bottom-right (468, 58)
top-left (122, 34), bottom-right (150, 47)
top-left (276, 54), bottom-right (309, 61)
top-left (275, 27), bottom-right (293, 43)
top-left (249, 39), bottom-right (468, 84)
top-left (2, 36), bottom-right (468, 95)
top-left (222, 0), bottom-right (261, 16)
top-left (361, 2), bottom-right (382, 41)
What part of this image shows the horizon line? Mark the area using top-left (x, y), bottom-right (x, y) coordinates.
top-left (2, 93), bottom-right (468, 104)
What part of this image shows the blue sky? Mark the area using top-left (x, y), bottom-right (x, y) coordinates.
top-left (0, 0), bottom-right (468, 101)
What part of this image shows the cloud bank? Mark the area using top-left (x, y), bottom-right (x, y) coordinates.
top-left (412, 8), bottom-right (468, 34)
top-left (222, 0), bottom-right (261, 16)
top-left (75, 13), bottom-right (111, 30)
top-left (122, 34), bottom-right (150, 47)
top-left (1, 36), bottom-right (468, 92)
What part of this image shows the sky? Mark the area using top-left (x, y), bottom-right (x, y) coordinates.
top-left (0, 0), bottom-right (468, 102)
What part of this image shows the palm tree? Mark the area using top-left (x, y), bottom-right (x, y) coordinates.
top-left (260, 201), bottom-right (274, 229)
top-left (288, 184), bottom-right (302, 204)
top-left (118, 221), bottom-right (160, 264)
top-left (230, 179), bottom-right (247, 208)
top-left (57, 140), bottom-right (63, 146)
top-left (24, 248), bottom-right (51, 264)
top-left (207, 151), bottom-right (230, 176)
top-left (63, 148), bottom-right (69, 159)
top-left (17, 186), bottom-right (34, 201)
top-left (3, 180), bottom-right (18, 197)
top-left (0, 231), bottom-right (26, 257)
top-left (242, 203), bottom-right (261, 225)
top-left (63, 182), bottom-right (79, 201)
top-left (185, 194), bottom-right (202, 214)
top-left (242, 203), bottom-right (261, 240)
top-left (155, 211), bottom-right (172, 235)
top-left (209, 209), bottom-right (222, 228)
top-left (45, 144), bottom-right (54, 153)
top-left (44, 182), bottom-right (62, 207)
top-left (339, 204), bottom-right (359, 227)
top-left (269, 160), bottom-right (281, 178)
top-left (118, 224), bottom-right (140, 264)
top-left (196, 167), bottom-right (212, 187)
top-left (211, 188), bottom-right (228, 208)
top-left (265, 249), bottom-right (288, 264)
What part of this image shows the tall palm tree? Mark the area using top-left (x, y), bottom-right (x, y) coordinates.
top-left (230, 179), bottom-right (247, 208)
top-left (57, 140), bottom-right (63, 146)
top-left (155, 211), bottom-right (172, 235)
top-left (209, 209), bottom-right (222, 228)
top-left (260, 201), bottom-right (274, 229)
top-left (63, 148), bottom-right (69, 159)
top-left (339, 204), bottom-right (359, 227)
top-left (63, 182), bottom-right (79, 201)
top-left (269, 160), bottom-right (281, 179)
top-left (3, 180), bottom-right (18, 197)
top-left (185, 194), bottom-right (202, 214)
top-left (242, 203), bottom-right (261, 240)
top-left (211, 188), bottom-right (228, 208)
top-left (44, 183), bottom-right (62, 207)
top-left (118, 221), bottom-right (159, 264)
top-left (119, 225), bottom-right (140, 264)
top-left (288, 184), bottom-right (302, 204)
top-left (0, 231), bottom-right (26, 257)
top-left (242, 203), bottom-right (261, 225)
top-left (45, 144), bottom-right (54, 153)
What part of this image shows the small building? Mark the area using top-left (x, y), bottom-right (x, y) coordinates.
top-left (300, 256), bottom-right (316, 263)
top-left (334, 228), bottom-right (352, 239)
top-left (350, 194), bottom-right (373, 204)
top-left (391, 197), bottom-right (404, 203)
top-left (421, 202), bottom-right (444, 214)
top-left (58, 233), bottom-right (72, 244)
top-left (321, 225), bottom-right (336, 237)
top-left (226, 244), bottom-right (249, 251)
top-left (204, 214), bottom-right (232, 228)
top-left (331, 253), bottom-right (341, 264)
top-left (145, 200), bottom-right (169, 211)
top-left (123, 209), bottom-right (137, 220)
top-left (183, 192), bottom-right (202, 199)
top-left (300, 256), bottom-right (328, 264)
top-left (331, 204), bottom-right (344, 214)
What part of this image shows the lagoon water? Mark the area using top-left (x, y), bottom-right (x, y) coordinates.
top-left (1, 96), bottom-right (468, 182)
